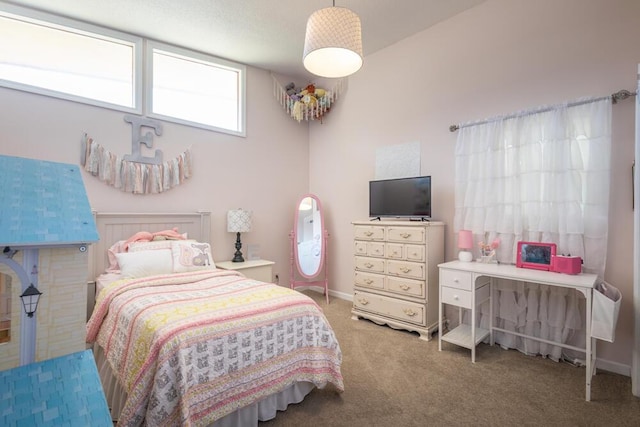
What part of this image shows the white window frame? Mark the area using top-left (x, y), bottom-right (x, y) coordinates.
top-left (0, 4), bottom-right (246, 137)
top-left (0, 3), bottom-right (143, 114)
top-left (145, 40), bottom-right (246, 136)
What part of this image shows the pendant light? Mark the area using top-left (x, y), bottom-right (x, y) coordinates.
top-left (303, 1), bottom-right (363, 78)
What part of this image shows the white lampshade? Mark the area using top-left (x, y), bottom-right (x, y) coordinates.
top-left (303, 6), bottom-right (363, 78)
top-left (227, 209), bottom-right (252, 233)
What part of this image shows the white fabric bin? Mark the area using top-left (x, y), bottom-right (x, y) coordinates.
top-left (591, 281), bottom-right (622, 342)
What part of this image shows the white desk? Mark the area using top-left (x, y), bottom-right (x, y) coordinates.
top-left (437, 260), bottom-right (598, 401)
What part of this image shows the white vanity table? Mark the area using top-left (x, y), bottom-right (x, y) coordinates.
top-left (438, 260), bottom-right (598, 401)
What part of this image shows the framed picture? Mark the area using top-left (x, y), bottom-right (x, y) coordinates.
top-left (516, 241), bottom-right (557, 271)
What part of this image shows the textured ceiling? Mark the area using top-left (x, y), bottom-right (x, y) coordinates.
top-left (6, 0), bottom-right (485, 81)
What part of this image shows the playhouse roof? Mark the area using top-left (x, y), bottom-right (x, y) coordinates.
top-left (0, 155), bottom-right (99, 248)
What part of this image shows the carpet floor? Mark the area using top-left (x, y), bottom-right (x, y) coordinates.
top-left (260, 291), bottom-right (640, 427)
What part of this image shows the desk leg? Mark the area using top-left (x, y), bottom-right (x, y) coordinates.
top-left (585, 290), bottom-right (592, 401)
top-left (489, 280), bottom-right (494, 346)
top-left (438, 294), bottom-right (443, 352)
top-left (471, 295), bottom-right (477, 363)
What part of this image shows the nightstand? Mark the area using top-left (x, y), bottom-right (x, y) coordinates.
top-left (216, 259), bottom-right (275, 283)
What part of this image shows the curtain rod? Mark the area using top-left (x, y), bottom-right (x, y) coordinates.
top-left (449, 89), bottom-right (637, 132)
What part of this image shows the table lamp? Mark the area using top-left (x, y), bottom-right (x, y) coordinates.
top-left (458, 229), bottom-right (474, 262)
top-left (227, 209), bottom-right (252, 262)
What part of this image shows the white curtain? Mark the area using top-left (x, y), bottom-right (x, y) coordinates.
top-left (455, 97), bottom-right (612, 361)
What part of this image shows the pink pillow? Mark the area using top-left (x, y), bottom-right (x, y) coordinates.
top-left (106, 240), bottom-right (127, 272)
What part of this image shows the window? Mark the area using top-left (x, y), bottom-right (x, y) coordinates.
top-left (0, 5), bottom-right (141, 111)
top-left (0, 4), bottom-right (246, 136)
top-left (146, 42), bottom-right (246, 135)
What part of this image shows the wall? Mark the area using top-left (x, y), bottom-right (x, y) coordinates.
top-left (0, 67), bottom-right (310, 288)
top-left (310, 0), bottom-right (640, 371)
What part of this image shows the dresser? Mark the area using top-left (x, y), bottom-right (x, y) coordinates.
top-left (351, 220), bottom-right (444, 340)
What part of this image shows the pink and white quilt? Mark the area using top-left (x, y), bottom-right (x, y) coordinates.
top-left (86, 269), bottom-right (343, 426)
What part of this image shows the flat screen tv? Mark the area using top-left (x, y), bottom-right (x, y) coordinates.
top-left (369, 176), bottom-right (431, 219)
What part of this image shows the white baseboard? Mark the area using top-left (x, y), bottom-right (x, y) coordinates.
top-left (596, 358), bottom-right (631, 377)
top-left (298, 286), bottom-right (353, 302)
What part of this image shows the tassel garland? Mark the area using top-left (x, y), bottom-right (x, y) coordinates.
top-left (80, 133), bottom-right (192, 194)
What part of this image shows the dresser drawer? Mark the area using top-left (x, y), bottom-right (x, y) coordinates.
top-left (367, 242), bottom-right (385, 257)
top-left (387, 226), bottom-right (425, 244)
top-left (355, 241), bottom-right (385, 257)
top-left (354, 225), bottom-right (384, 240)
top-left (405, 244), bottom-right (425, 262)
top-left (441, 286), bottom-right (473, 309)
top-left (387, 260), bottom-right (424, 280)
top-left (355, 271), bottom-right (385, 290)
top-left (386, 243), bottom-right (403, 259)
top-left (354, 241), bottom-right (367, 255)
top-left (353, 291), bottom-right (425, 326)
top-left (387, 276), bottom-right (425, 298)
top-left (439, 269), bottom-right (472, 290)
top-left (355, 256), bottom-right (385, 273)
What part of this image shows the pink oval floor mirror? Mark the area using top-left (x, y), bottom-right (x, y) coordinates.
top-left (289, 194), bottom-right (329, 303)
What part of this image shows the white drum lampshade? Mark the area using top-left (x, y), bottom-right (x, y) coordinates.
top-left (458, 229), bottom-right (474, 262)
top-left (303, 6), bottom-right (363, 78)
top-left (227, 209), bottom-right (252, 262)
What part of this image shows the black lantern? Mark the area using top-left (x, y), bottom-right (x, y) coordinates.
top-left (20, 284), bottom-right (42, 317)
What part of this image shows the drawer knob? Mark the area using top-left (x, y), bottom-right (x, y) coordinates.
top-left (403, 308), bottom-right (417, 317)
top-left (364, 231), bottom-right (373, 237)
top-left (400, 233), bottom-right (411, 239)
top-left (365, 262), bottom-right (374, 268)
top-left (400, 267), bottom-right (411, 273)
top-left (400, 284), bottom-right (410, 291)
top-left (364, 279), bottom-right (373, 284)
top-left (358, 298), bottom-right (369, 305)
top-left (454, 294), bottom-right (459, 300)
top-left (453, 278), bottom-right (459, 283)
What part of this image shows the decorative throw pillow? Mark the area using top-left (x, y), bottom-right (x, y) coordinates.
top-left (129, 239), bottom-right (194, 252)
top-left (171, 241), bottom-right (215, 272)
top-left (116, 249), bottom-right (174, 278)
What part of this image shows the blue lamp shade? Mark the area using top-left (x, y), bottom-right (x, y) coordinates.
top-left (20, 284), bottom-right (42, 317)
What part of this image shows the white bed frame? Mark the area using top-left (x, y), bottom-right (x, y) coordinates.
top-left (86, 211), bottom-right (211, 321)
top-left (89, 210), bottom-right (211, 279)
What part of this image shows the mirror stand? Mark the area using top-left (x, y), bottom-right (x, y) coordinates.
top-left (289, 229), bottom-right (329, 303)
top-left (289, 194), bottom-right (329, 303)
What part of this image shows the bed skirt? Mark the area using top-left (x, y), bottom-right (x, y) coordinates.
top-left (92, 345), bottom-right (316, 426)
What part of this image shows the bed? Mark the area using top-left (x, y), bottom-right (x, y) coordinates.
top-left (86, 211), bottom-right (344, 426)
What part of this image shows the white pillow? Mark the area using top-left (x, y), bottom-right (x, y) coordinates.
top-left (116, 249), bottom-right (174, 278)
top-left (171, 241), bottom-right (215, 272)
